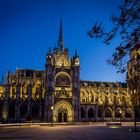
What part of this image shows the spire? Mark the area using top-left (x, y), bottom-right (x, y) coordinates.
top-left (58, 17), bottom-right (64, 51)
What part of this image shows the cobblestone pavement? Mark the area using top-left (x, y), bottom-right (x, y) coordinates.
top-left (0, 125), bottom-right (140, 140)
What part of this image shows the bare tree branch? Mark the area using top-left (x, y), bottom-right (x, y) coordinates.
top-left (88, 0), bottom-right (140, 73)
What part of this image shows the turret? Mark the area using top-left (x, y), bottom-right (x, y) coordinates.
top-left (46, 48), bottom-right (53, 66)
top-left (73, 50), bottom-right (80, 67)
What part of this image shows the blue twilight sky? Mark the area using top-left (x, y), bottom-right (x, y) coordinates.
top-left (0, 0), bottom-right (126, 83)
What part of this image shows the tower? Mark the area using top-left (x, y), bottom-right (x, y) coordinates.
top-left (44, 19), bottom-right (80, 122)
top-left (72, 50), bottom-right (80, 121)
top-left (127, 43), bottom-right (140, 119)
top-left (44, 48), bottom-right (55, 122)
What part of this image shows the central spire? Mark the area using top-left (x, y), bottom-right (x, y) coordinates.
top-left (58, 17), bottom-right (64, 51)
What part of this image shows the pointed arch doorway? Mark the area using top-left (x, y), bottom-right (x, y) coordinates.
top-left (54, 100), bottom-right (73, 122)
top-left (58, 107), bottom-right (68, 122)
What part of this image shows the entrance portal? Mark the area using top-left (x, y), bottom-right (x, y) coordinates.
top-left (54, 101), bottom-right (73, 122)
top-left (58, 105), bottom-right (68, 122)
top-left (58, 112), bottom-right (67, 122)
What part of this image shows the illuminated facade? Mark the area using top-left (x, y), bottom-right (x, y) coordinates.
top-left (0, 20), bottom-right (139, 123)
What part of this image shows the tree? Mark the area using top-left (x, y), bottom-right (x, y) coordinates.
top-left (88, 0), bottom-right (140, 131)
top-left (88, 0), bottom-right (140, 73)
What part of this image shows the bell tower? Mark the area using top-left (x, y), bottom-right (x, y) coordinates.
top-left (44, 18), bottom-right (80, 122)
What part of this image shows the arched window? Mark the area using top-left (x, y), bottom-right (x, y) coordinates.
top-left (56, 74), bottom-right (70, 86)
top-left (88, 108), bottom-right (94, 119)
top-left (115, 108), bottom-right (122, 118)
top-left (105, 108), bottom-right (112, 117)
top-left (20, 103), bottom-right (28, 119)
top-left (31, 104), bottom-right (40, 120)
top-left (125, 109), bottom-right (132, 118)
top-left (9, 102), bottom-right (15, 119)
top-left (81, 107), bottom-right (85, 118)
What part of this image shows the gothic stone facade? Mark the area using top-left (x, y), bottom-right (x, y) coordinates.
top-left (0, 21), bottom-right (139, 123)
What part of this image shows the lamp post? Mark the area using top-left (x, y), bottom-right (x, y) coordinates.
top-left (51, 106), bottom-right (54, 127)
top-left (119, 110), bottom-right (122, 125)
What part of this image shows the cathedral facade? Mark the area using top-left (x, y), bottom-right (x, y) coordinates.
top-left (0, 20), bottom-right (140, 123)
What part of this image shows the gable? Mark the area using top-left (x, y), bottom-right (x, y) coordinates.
top-left (55, 54), bottom-right (71, 67)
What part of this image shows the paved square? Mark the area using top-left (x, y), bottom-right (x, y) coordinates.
top-left (0, 125), bottom-right (140, 140)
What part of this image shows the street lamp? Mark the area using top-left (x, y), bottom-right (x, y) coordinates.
top-left (51, 106), bottom-right (54, 127)
top-left (119, 110), bottom-right (122, 125)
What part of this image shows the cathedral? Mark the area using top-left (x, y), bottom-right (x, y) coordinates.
top-left (0, 20), bottom-right (140, 123)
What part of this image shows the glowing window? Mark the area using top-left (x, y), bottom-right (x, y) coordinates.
top-left (56, 74), bottom-right (70, 86)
